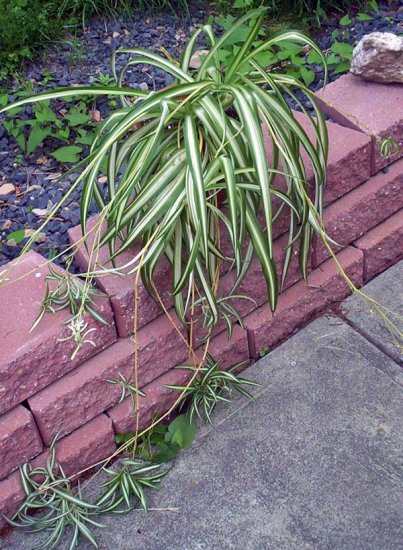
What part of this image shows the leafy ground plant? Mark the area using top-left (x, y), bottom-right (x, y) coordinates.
top-left (166, 354), bottom-right (261, 424)
top-left (96, 459), bottom-right (167, 513)
top-left (31, 260), bottom-right (107, 331)
top-left (1, 96), bottom-right (97, 160)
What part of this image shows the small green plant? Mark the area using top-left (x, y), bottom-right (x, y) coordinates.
top-left (3, 442), bottom-right (102, 550)
top-left (107, 372), bottom-right (146, 403)
top-left (116, 412), bottom-right (197, 464)
top-left (97, 459), bottom-right (167, 513)
top-left (94, 71), bottom-right (115, 87)
top-left (166, 354), bottom-right (262, 424)
top-left (379, 136), bottom-right (400, 159)
top-left (64, 38), bottom-right (87, 66)
top-left (258, 345), bottom-right (270, 357)
top-left (32, 262), bottom-right (107, 331)
top-left (2, 95), bottom-right (96, 158)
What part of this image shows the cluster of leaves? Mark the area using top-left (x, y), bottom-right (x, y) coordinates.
top-left (214, 0), bottom-right (381, 85)
top-left (1, 95), bottom-right (97, 161)
top-left (211, 13), bottom-right (320, 86)
top-left (117, 413), bottom-right (197, 464)
top-left (96, 459), bottom-right (166, 513)
top-left (31, 262), bottom-right (108, 331)
top-left (3, 442), bottom-right (167, 549)
top-left (166, 354), bottom-right (260, 424)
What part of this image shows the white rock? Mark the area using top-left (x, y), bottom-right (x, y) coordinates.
top-left (350, 32), bottom-right (403, 84)
top-left (0, 183), bottom-right (15, 195)
top-left (189, 49), bottom-right (209, 70)
top-left (32, 208), bottom-right (50, 217)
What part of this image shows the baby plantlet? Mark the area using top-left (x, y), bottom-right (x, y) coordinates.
top-left (2, 442), bottom-right (102, 550)
top-left (97, 460), bottom-right (167, 513)
top-left (166, 354), bottom-right (262, 424)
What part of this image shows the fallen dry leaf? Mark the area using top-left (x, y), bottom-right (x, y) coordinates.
top-left (2, 219), bottom-right (12, 230)
top-left (36, 155), bottom-right (48, 165)
top-left (46, 172), bottom-right (62, 181)
top-left (112, 31), bottom-right (120, 38)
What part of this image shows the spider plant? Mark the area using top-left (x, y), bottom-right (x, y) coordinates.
top-left (1, 7), bottom-right (328, 333)
top-left (31, 259), bottom-right (107, 331)
top-left (166, 354), bottom-right (262, 424)
top-left (107, 372), bottom-right (146, 403)
top-left (96, 459), bottom-right (167, 513)
top-left (2, 442), bottom-right (102, 550)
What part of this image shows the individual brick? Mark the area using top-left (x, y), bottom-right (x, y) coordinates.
top-left (294, 111), bottom-right (372, 205)
top-left (0, 470), bottom-right (25, 532)
top-left (353, 210), bottom-right (403, 281)
top-left (47, 414), bottom-right (116, 477)
top-left (314, 73), bottom-right (403, 174)
top-left (0, 414), bottom-right (116, 532)
top-left (0, 406), bottom-right (43, 481)
top-left (108, 365), bottom-right (194, 435)
top-left (312, 158), bottom-right (403, 267)
top-left (68, 216), bottom-right (172, 337)
top-left (206, 323), bottom-right (249, 368)
top-left (244, 247), bottom-right (364, 356)
top-left (29, 312), bottom-right (188, 444)
top-left (263, 110), bottom-right (372, 207)
top-left (0, 251), bottom-right (117, 415)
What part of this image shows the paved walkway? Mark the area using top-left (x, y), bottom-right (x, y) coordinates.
top-left (2, 263), bottom-right (402, 550)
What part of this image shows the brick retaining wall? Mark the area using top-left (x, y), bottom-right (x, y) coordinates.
top-left (1, 73), bottom-right (402, 529)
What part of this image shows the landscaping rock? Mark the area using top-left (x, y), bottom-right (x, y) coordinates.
top-left (0, 183), bottom-right (15, 195)
top-left (189, 49), bottom-right (209, 69)
top-left (350, 32), bottom-right (403, 84)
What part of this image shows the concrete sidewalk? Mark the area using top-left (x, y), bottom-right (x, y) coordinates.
top-left (2, 263), bottom-right (402, 550)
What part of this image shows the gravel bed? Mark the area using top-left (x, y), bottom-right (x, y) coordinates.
top-left (0, 1), bottom-right (402, 268)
